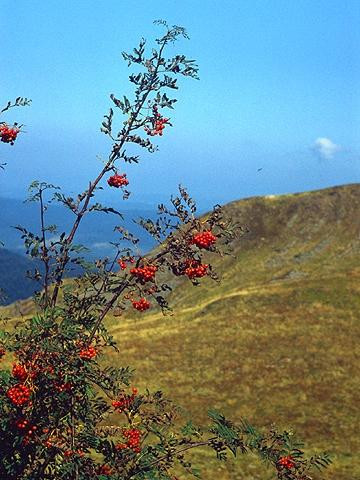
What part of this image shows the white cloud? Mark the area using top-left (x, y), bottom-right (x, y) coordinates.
top-left (312, 137), bottom-right (341, 160)
top-left (92, 242), bottom-right (111, 249)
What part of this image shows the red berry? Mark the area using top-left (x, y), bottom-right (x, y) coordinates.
top-left (112, 387), bottom-right (138, 412)
top-left (0, 123), bottom-right (19, 144)
top-left (54, 381), bottom-right (72, 393)
top-left (132, 297), bottom-right (150, 312)
top-left (12, 363), bottom-right (28, 381)
top-left (278, 455), bottom-right (295, 469)
top-left (130, 264), bottom-right (157, 283)
top-left (107, 173), bottom-right (129, 188)
top-left (144, 105), bottom-right (170, 136)
top-left (119, 427), bottom-right (142, 453)
top-left (7, 384), bottom-right (32, 406)
top-left (183, 259), bottom-right (209, 279)
top-left (79, 346), bottom-right (97, 360)
top-left (15, 418), bottom-right (29, 429)
top-left (117, 259), bottom-right (127, 270)
top-left (191, 230), bottom-right (217, 249)
top-left (97, 464), bottom-right (112, 475)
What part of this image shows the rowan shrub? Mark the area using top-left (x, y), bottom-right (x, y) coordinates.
top-left (0, 20), bottom-right (331, 480)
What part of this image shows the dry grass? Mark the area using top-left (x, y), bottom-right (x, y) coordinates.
top-left (103, 270), bottom-right (359, 479)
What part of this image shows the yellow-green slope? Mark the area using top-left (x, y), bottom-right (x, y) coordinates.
top-left (105, 184), bottom-right (360, 480)
top-left (2, 184), bottom-right (360, 479)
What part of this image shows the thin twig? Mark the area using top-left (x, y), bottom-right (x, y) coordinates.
top-left (50, 40), bottom-right (167, 308)
top-left (39, 187), bottom-right (50, 308)
top-left (130, 439), bottom-right (216, 477)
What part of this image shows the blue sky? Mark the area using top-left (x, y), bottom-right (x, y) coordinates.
top-left (1, 0), bottom-right (359, 208)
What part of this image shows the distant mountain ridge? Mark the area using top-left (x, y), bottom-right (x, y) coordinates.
top-left (0, 196), bottom-right (157, 256)
top-left (0, 191), bottom-right (221, 304)
top-left (0, 196), bottom-right (157, 304)
top-left (2, 182), bottom-right (358, 308)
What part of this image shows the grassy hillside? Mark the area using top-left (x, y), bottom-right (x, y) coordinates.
top-left (1, 183), bottom-right (359, 479)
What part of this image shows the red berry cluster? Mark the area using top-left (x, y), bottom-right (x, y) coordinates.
top-left (132, 298), bottom-right (151, 312)
top-left (0, 347), bottom-right (5, 359)
top-left (191, 230), bottom-right (217, 249)
top-left (97, 464), bottom-right (112, 475)
top-left (144, 105), bottom-right (169, 136)
top-left (54, 381), bottom-right (72, 393)
top-left (116, 428), bottom-right (141, 453)
top-left (79, 346), bottom-right (97, 360)
top-left (107, 173), bottom-right (129, 188)
top-left (117, 256), bottom-right (135, 270)
top-left (184, 259), bottom-right (209, 279)
top-left (13, 360), bottom-right (40, 380)
top-left (0, 123), bottom-right (19, 144)
top-left (12, 363), bottom-right (28, 382)
top-left (130, 264), bottom-right (157, 282)
top-left (15, 418), bottom-right (30, 429)
top-left (41, 429), bottom-right (55, 449)
top-left (278, 455), bottom-right (295, 469)
top-left (118, 260), bottom-right (127, 270)
top-left (7, 384), bottom-right (31, 406)
top-left (112, 387), bottom-right (138, 412)
top-left (15, 419), bottom-right (37, 444)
